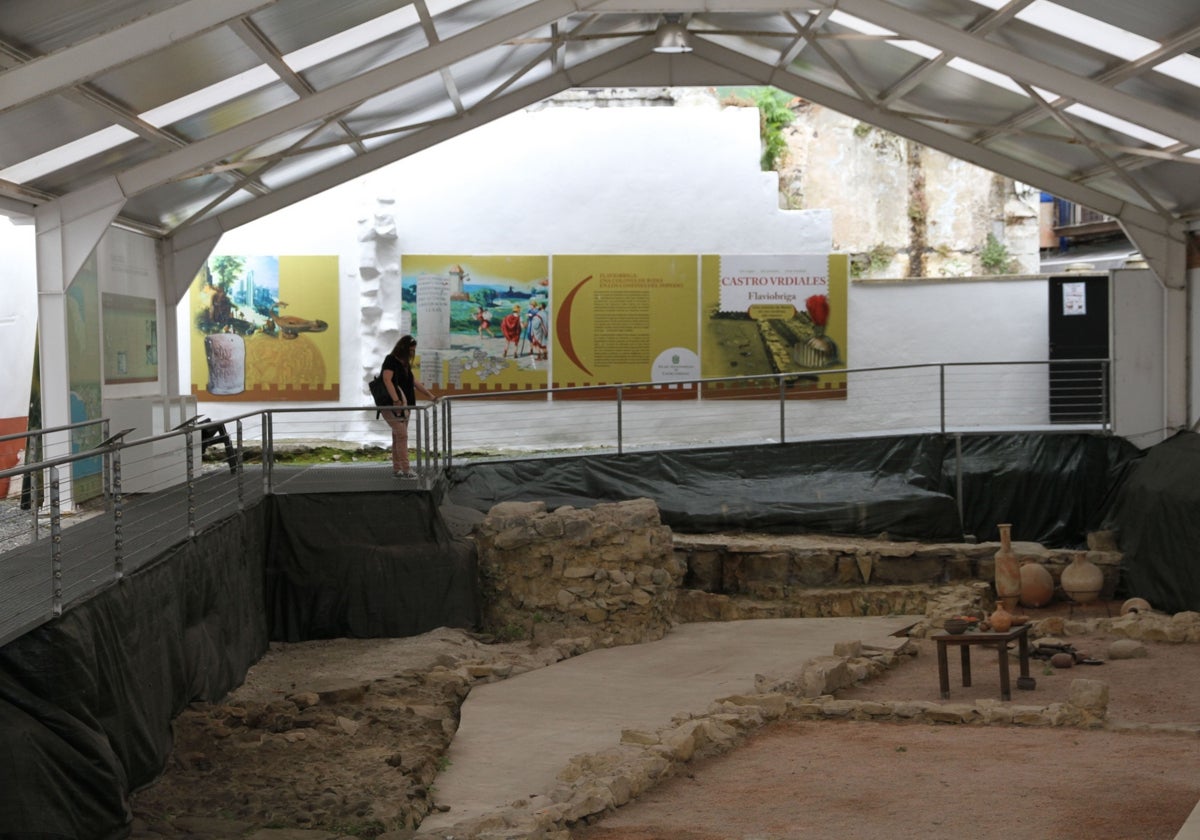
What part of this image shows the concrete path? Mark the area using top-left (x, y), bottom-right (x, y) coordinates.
top-left (417, 616), bottom-right (917, 834)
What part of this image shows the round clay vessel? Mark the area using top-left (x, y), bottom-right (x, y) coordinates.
top-left (1019, 560), bottom-right (1055, 608)
top-left (1121, 597), bottom-right (1152, 615)
top-left (990, 601), bottom-right (1013, 632)
top-left (993, 523), bottom-right (1020, 610)
top-left (1061, 552), bottom-right (1104, 604)
top-left (1050, 652), bottom-right (1075, 669)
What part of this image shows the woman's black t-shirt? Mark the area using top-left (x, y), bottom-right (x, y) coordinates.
top-left (381, 354), bottom-right (416, 405)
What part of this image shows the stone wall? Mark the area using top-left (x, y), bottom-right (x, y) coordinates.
top-left (474, 498), bottom-right (685, 648)
top-left (673, 532), bottom-right (1121, 604)
top-left (779, 100), bottom-right (1040, 278)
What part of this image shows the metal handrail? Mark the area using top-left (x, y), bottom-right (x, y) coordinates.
top-left (0, 358), bottom-right (1113, 648)
top-left (0, 416), bottom-right (108, 445)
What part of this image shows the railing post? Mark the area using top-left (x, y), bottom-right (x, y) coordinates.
top-left (1102, 359), bottom-right (1111, 432)
top-left (236, 419), bottom-right (245, 510)
top-left (185, 429), bottom-right (196, 538)
top-left (49, 467), bottom-right (63, 616)
top-left (939, 365), bottom-right (947, 435)
top-left (263, 413), bottom-right (273, 495)
top-left (436, 400), bottom-right (446, 465)
top-left (443, 399), bottom-right (452, 470)
top-left (954, 433), bottom-right (964, 534)
top-left (616, 387), bottom-right (624, 455)
top-left (101, 418), bottom-right (112, 506)
top-left (112, 443), bottom-right (125, 580)
top-left (779, 376), bottom-right (787, 444)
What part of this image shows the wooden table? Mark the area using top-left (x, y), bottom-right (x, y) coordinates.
top-left (934, 623), bottom-right (1035, 701)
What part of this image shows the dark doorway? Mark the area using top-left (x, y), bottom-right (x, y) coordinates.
top-left (1048, 275), bottom-right (1109, 423)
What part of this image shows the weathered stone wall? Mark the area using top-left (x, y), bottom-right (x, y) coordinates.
top-left (779, 100), bottom-right (1040, 278)
top-left (674, 533), bottom-right (1121, 603)
top-left (475, 498), bottom-right (685, 648)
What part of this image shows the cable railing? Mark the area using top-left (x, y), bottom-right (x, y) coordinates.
top-left (0, 359), bottom-right (1110, 647)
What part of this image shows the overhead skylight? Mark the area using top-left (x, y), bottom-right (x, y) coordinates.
top-left (0, 7), bottom-right (423, 186)
top-left (827, 10), bottom-right (894, 38)
top-left (0, 126), bottom-right (137, 184)
top-left (285, 6), bottom-right (420, 72)
top-left (141, 67), bottom-right (280, 127)
top-left (1004, 1), bottom-right (1158, 61)
top-left (828, 5), bottom-right (1182, 151)
top-left (969, 0), bottom-right (1200, 96)
top-left (1063, 103), bottom-right (1179, 148)
top-left (1155, 54), bottom-right (1200, 88)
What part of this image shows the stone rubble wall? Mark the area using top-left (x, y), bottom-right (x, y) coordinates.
top-left (674, 532), bottom-right (1122, 605)
top-left (474, 498), bottom-right (685, 649)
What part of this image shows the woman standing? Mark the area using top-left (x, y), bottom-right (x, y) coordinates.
top-left (381, 334), bottom-right (438, 477)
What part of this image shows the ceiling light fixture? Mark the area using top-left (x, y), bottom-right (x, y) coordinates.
top-left (653, 14), bottom-right (692, 54)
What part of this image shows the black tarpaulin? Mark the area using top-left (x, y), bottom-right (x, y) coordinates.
top-left (446, 433), bottom-right (1140, 547)
top-left (1101, 430), bottom-right (1200, 613)
top-left (0, 511), bottom-right (267, 840)
top-left (265, 493), bottom-right (479, 641)
top-left (447, 435), bottom-right (961, 540)
top-left (947, 433), bottom-right (1141, 546)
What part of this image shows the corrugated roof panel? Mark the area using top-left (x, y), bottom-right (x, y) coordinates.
top-left (984, 16), bottom-right (1128, 81)
top-left (28, 134), bottom-right (163, 198)
top-left (1050, 0), bottom-right (1200, 43)
top-left (430, 0), bottom-right (549, 43)
top-left (447, 41), bottom-right (558, 108)
top-left (0, 0), bottom-right (179, 54)
top-left (85, 27), bottom-right (263, 118)
top-left (290, 20), bottom-right (429, 93)
top-left (255, 143), bottom-right (358, 191)
top-left (166, 82), bottom-right (301, 144)
top-left (1, 1), bottom-right (1197, 241)
top-left (340, 73), bottom-right (455, 136)
top-left (249, 0), bottom-right (408, 55)
top-left (0, 96), bottom-right (120, 171)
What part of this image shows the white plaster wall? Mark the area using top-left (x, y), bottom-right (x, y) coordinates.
top-left (1110, 268), bottom-right (1166, 449)
top-left (180, 103), bottom-right (834, 445)
top-left (0, 216), bottom-right (38, 422)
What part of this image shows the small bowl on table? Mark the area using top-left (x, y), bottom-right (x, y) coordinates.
top-left (943, 618), bottom-right (970, 635)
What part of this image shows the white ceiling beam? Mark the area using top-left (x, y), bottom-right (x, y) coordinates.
top-left (689, 38), bottom-right (1182, 243)
top-left (0, 0), bottom-right (276, 114)
top-left (0, 194), bottom-right (35, 217)
top-left (821, 0), bottom-right (1200, 149)
top-left (185, 35), bottom-right (652, 240)
top-left (109, 0), bottom-right (605, 199)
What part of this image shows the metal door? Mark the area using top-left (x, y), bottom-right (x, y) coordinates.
top-left (1048, 275), bottom-right (1109, 423)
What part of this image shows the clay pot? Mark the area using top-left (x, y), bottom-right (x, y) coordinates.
top-left (990, 601), bottom-right (1013, 633)
top-left (1061, 552), bottom-right (1104, 604)
top-left (1050, 652), bottom-right (1075, 669)
top-left (1019, 560), bottom-right (1055, 608)
top-left (993, 523), bottom-right (1020, 610)
top-left (1121, 597), bottom-right (1152, 616)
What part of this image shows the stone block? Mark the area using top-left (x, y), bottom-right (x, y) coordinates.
top-left (833, 640), bottom-right (862, 658)
top-left (791, 552), bottom-right (838, 586)
top-left (799, 656), bottom-right (852, 697)
top-left (1107, 638), bottom-right (1148, 659)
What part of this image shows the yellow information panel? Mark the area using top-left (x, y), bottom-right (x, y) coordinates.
top-left (400, 255), bottom-right (550, 394)
top-left (190, 255), bottom-right (340, 401)
top-left (700, 253), bottom-right (848, 398)
top-left (551, 254), bottom-right (699, 390)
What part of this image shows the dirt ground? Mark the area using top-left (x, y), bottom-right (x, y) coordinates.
top-left (130, 607), bottom-right (1200, 840)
